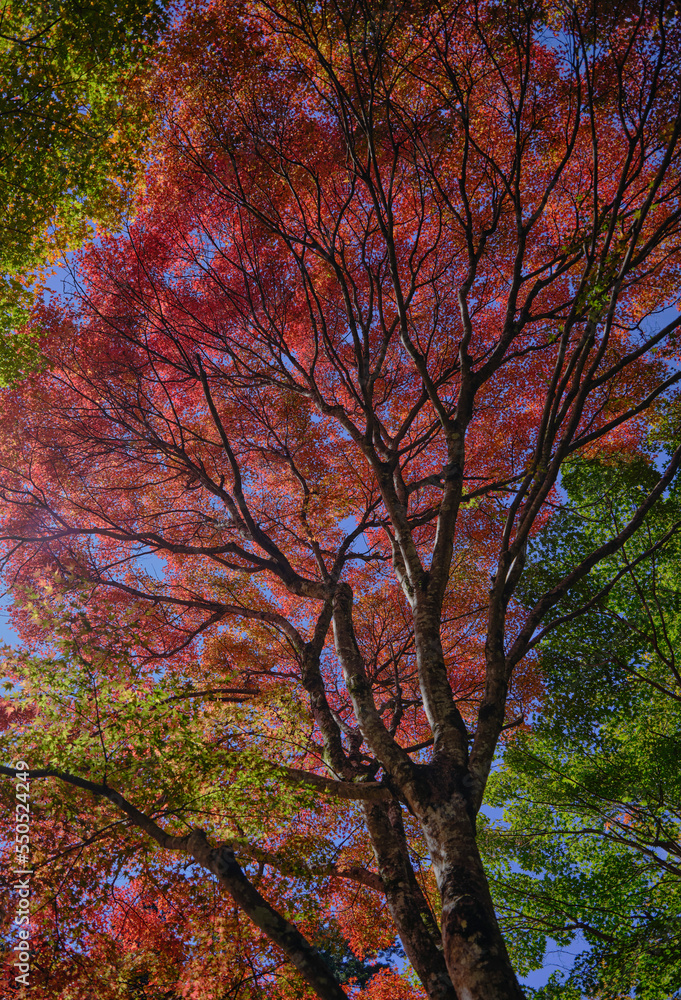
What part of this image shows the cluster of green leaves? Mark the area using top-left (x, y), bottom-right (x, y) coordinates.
top-left (1, 628), bottom-right (318, 845)
top-left (481, 457), bottom-right (681, 999)
top-left (0, 0), bottom-right (166, 382)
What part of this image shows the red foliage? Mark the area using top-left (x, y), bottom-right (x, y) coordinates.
top-left (1, 1), bottom-right (681, 998)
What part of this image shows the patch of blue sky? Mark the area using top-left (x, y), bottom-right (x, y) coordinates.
top-left (0, 588), bottom-right (19, 647)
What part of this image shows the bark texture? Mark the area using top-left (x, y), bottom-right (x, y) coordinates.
top-left (363, 799), bottom-right (458, 1000)
top-left (421, 803), bottom-right (526, 1000)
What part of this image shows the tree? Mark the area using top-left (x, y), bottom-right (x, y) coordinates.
top-left (0, 0), bottom-right (166, 382)
top-left (2, 1), bottom-right (681, 997)
top-left (483, 456), bottom-right (681, 999)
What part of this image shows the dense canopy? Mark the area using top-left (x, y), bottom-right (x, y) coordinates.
top-left (0, 0), bottom-right (165, 380)
top-left (1, 1), bottom-right (681, 998)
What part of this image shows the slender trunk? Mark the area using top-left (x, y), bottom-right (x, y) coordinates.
top-left (420, 799), bottom-right (526, 1000)
top-left (362, 800), bottom-right (458, 1000)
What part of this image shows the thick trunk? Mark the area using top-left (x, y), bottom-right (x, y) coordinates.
top-left (421, 799), bottom-right (526, 1000)
top-left (362, 800), bottom-right (458, 1000)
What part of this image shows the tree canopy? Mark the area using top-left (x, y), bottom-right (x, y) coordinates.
top-left (1, 1), bottom-right (681, 998)
top-left (484, 456), bottom-right (681, 998)
top-left (0, 0), bottom-right (165, 382)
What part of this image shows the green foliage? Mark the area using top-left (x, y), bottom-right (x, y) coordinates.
top-left (0, 0), bottom-right (166, 382)
top-left (0, 627), bottom-right (319, 846)
top-left (482, 456), bottom-right (681, 999)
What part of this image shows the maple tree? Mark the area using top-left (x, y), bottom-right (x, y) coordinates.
top-left (2, 0), bottom-right (681, 998)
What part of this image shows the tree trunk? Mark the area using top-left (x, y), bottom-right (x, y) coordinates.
top-left (420, 798), bottom-right (526, 1000)
top-left (362, 799), bottom-right (458, 1000)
